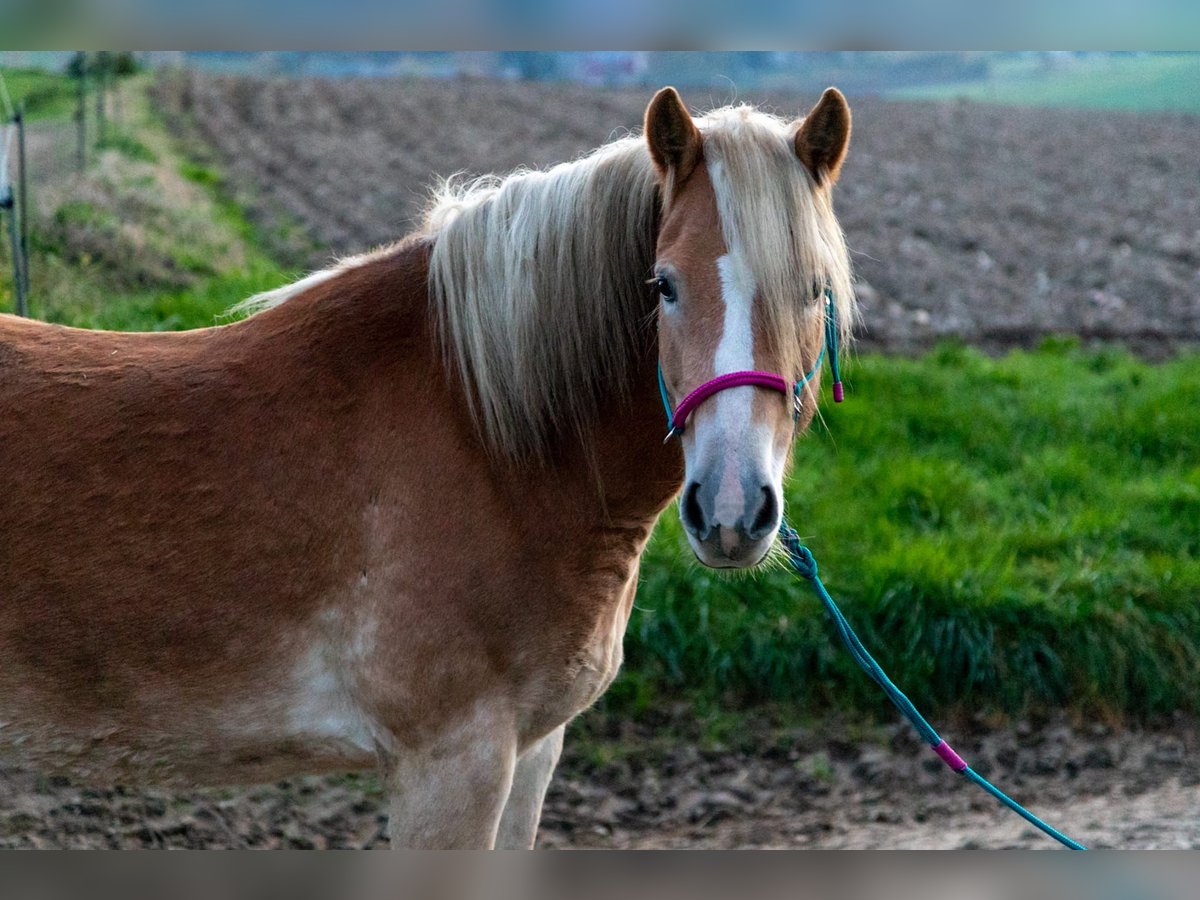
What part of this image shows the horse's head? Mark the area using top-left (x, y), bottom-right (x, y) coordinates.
top-left (646, 86), bottom-right (853, 569)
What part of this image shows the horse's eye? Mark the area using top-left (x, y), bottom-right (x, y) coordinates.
top-left (655, 275), bottom-right (676, 303)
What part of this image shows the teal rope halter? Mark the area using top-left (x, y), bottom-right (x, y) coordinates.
top-left (656, 289), bottom-right (1087, 850)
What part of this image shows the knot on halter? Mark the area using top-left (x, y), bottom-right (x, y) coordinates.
top-left (778, 522), bottom-right (818, 580)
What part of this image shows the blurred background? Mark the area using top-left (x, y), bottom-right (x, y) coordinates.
top-left (0, 50), bottom-right (1197, 848)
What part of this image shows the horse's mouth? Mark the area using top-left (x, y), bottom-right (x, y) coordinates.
top-left (686, 532), bottom-right (775, 570)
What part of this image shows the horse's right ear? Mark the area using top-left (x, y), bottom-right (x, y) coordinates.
top-left (645, 87), bottom-right (701, 183)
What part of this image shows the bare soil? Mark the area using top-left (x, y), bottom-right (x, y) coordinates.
top-left (1, 718), bottom-right (1195, 849)
top-left (155, 72), bottom-right (1200, 354)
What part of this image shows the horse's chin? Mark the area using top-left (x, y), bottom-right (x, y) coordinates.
top-left (686, 535), bottom-right (775, 570)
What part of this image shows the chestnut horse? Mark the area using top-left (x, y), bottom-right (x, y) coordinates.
top-left (0, 87), bottom-right (854, 847)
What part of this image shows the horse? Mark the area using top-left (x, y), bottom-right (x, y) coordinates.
top-left (0, 86), bottom-right (854, 848)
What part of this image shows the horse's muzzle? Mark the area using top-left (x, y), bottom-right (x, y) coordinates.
top-left (680, 478), bottom-right (780, 568)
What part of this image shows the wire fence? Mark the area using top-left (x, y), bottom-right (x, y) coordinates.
top-left (1, 109), bottom-right (29, 316)
top-left (1, 55), bottom-right (134, 316)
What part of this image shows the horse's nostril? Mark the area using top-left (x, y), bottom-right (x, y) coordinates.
top-left (747, 486), bottom-right (779, 540)
top-left (681, 481), bottom-right (708, 538)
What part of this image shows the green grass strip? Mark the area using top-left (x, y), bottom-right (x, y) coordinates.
top-left (617, 340), bottom-right (1200, 723)
top-left (890, 52), bottom-right (1200, 114)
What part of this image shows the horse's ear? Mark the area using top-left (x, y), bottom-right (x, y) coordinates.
top-left (794, 87), bottom-right (851, 185)
top-left (645, 86), bottom-right (701, 182)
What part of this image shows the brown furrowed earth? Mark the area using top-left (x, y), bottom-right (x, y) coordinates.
top-left (155, 71), bottom-right (1200, 353)
top-left (1, 717), bottom-right (1195, 848)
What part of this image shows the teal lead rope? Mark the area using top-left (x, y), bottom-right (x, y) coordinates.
top-left (657, 290), bottom-right (1086, 848)
top-left (778, 522), bottom-right (1087, 850)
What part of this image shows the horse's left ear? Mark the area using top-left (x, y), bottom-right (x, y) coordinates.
top-left (794, 87), bottom-right (852, 185)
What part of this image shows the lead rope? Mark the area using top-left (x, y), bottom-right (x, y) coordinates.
top-left (777, 523), bottom-right (1086, 850)
top-left (657, 293), bottom-right (1086, 850)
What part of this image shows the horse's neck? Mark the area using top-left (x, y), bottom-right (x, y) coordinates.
top-left (248, 238), bottom-right (682, 554)
top-left (572, 352), bottom-right (684, 532)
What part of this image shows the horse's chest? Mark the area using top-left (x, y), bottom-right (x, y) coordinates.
top-left (520, 580), bottom-right (634, 742)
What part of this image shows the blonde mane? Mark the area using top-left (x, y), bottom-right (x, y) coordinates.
top-left (422, 136), bottom-right (660, 461)
top-left (425, 103), bottom-right (854, 460)
top-left (240, 103), bottom-right (856, 462)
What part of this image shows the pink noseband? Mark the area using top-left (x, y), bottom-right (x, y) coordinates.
top-left (657, 291), bottom-right (844, 441)
top-left (668, 370), bottom-right (790, 437)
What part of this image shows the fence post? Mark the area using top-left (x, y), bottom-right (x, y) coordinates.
top-left (3, 187), bottom-right (26, 317)
top-left (76, 60), bottom-right (87, 171)
top-left (15, 102), bottom-right (28, 303)
top-left (114, 72), bottom-right (124, 130)
top-left (95, 56), bottom-right (107, 146)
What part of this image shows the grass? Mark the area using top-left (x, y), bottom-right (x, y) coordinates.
top-left (610, 339), bottom-right (1200, 725)
top-left (95, 132), bottom-right (159, 165)
top-left (0, 67), bottom-right (78, 120)
top-left (889, 52), bottom-right (1200, 114)
top-left (0, 72), bottom-right (291, 331)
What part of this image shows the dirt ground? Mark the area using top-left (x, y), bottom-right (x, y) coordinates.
top-left (156, 72), bottom-right (1200, 354)
top-left (0, 718), bottom-right (1194, 849)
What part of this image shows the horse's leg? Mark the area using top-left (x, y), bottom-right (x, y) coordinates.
top-left (381, 717), bottom-right (518, 849)
top-left (495, 724), bottom-right (565, 849)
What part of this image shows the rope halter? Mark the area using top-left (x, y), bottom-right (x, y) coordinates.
top-left (658, 289), bottom-right (843, 442)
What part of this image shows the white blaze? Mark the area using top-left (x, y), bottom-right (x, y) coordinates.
top-left (710, 248), bottom-right (758, 527)
top-left (677, 156), bottom-right (790, 563)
